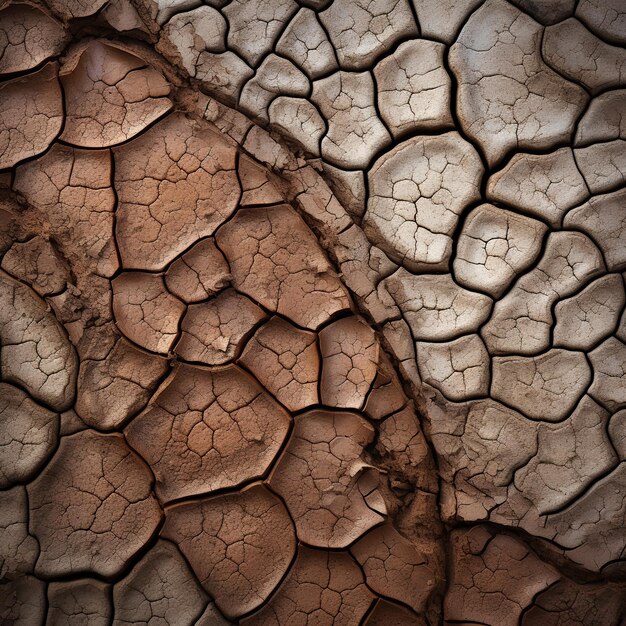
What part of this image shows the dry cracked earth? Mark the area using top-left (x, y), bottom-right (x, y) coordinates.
top-left (0, 0), bottom-right (625, 624)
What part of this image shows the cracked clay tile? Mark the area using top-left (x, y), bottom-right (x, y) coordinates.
top-left (0, 382), bottom-right (58, 488)
top-left (311, 70), bottom-right (391, 169)
top-left (114, 112), bottom-right (239, 271)
top-left (175, 289), bottom-right (267, 365)
top-left (364, 132), bottom-right (483, 272)
top-left (449, 0), bottom-right (587, 166)
top-left (543, 18), bottom-right (626, 94)
top-left (486, 148), bottom-right (588, 228)
top-left (164, 237), bottom-right (231, 303)
top-left (242, 545), bottom-right (375, 626)
top-left (491, 349), bottom-right (592, 422)
top-left (0, 269), bottom-right (77, 411)
top-left (374, 39), bottom-right (452, 138)
top-left (319, 0), bottom-right (417, 71)
top-left (28, 430), bottom-right (162, 578)
top-left (276, 7), bottom-right (338, 79)
top-left (125, 363), bottom-right (290, 503)
top-left (269, 409), bottom-right (386, 548)
top-left (59, 40), bottom-right (173, 148)
top-left (351, 523), bottom-right (436, 613)
top-left (0, 3), bottom-right (68, 75)
top-left (162, 483), bottom-right (296, 620)
top-left (319, 315), bottom-right (379, 410)
top-left (75, 329), bottom-right (169, 430)
top-left (48, 579), bottom-right (111, 626)
top-left (216, 204), bottom-right (351, 330)
top-left (0, 62), bottom-right (63, 170)
top-left (240, 316), bottom-right (320, 412)
top-left (453, 204), bottom-right (547, 298)
top-left (383, 269), bottom-right (492, 341)
top-left (577, 0), bottom-right (626, 45)
top-left (112, 271), bottom-right (186, 355)
top-left (113, 540), bottom-right (207, 626)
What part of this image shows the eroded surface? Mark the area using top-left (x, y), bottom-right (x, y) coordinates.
top-left (2, 0), bottom-right (626, 624)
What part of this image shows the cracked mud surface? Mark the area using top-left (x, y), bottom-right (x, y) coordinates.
top-left (0, 0), bottom-right (625, 624)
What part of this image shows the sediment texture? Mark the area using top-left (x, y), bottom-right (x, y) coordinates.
top-left (1, 0), bottom-right (625, 624)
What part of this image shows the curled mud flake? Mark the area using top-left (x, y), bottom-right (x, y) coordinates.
top-left (0, 486), bottom-right (39, 579)
top-left (276, 7), bottom-right (338, 79)
top-left (409, 0), bottom-right (483, 44)
top-left (351, 523), bottom-right (436, 613)
top-left (114, 112), bottom-right (239, 271)
top-left (0, 3), bottom-right (68, 75)
top-left (319, 315), bottom-right (379, 409)
top-left (269, 409), bottom-right (386, 548)
top-left (454, 204), bottom-right (547, 298)
top-left (243, 546), bottom-right (375, 626)
top-left (45, 0), bottom-right (108, 20)
top-left (112, 271), bottom-right (186, 355)
top-left (311, 70), bottom-right (391, 169)
top-left (0, 382), bottom-right (59, 488)
top-left (268, 96), bottom-right (325, 157)
top-left (223, 0), bottom-right (299, 67)
top-left (162, 483), bottom-right (296, 620)
top-left (589, 337), bottom-right (626, 412)
top-left (240, 55), bottom-right (309, 124)
top-left (319, 0), bottom-right (417, 71)
top-left (0, 575), bottom-right (46, 625)
top-left (492, 349), bottom-right (592, 422)
top-left (240, 316), bottom-right (319, 412)
top-left (0, 270), bottom-right (77, 411)
top-left (364, 133), bottom-right (483, 272)
top-left (48, 579), bottom-right (111, 626)
top-left (575, 89), bottom-right (626, 145)
top-left (157, 5), bottom-right (227, 73)
top-left (113, 540), bottom-right (207, 626)
top-left (364, 599), bottom-right (426, 626)
top-left (444, 527), bottom-right (560, 626)
top-left (486, 148), bottom-right (588, 227)
top-left (481, 231), bottom-right (605, 356)
top-left (14, 144), bottom-right (118, 282)
top-left (374, 39), bottom-right (452, 138)
top-left (237, 155), bottom-right (283, 207)
top-left (164, 238), bottom-right (231, 303)
top-left (216, 204), bottom-right (350, 330)
top-left (0, 62), bottom-right (63, 169)
top-left (543, 18), bottom-right (626, 94)
top-left (554, 274), bottom-right (625, 350)
top-left (564, 188), bottom-right (626, 272)
top-left (1, 236), bottom-right (70, 297)
top-left (449, 0), bottom-right (587, 166)
top-left (75, 329), bottom-right (169, 430)
top-left (417, 334), bottom-right (490, 402)
top-left (384, 270), bottom-right (492, 341)
top-left (28, 430), bottom-right (162, 578)
top-left (125, 363), bottom-right (290, 503)
top-left (60, 40), bottom-right (172, 148)
top-left (176, 289), bottom-right (267, 365)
